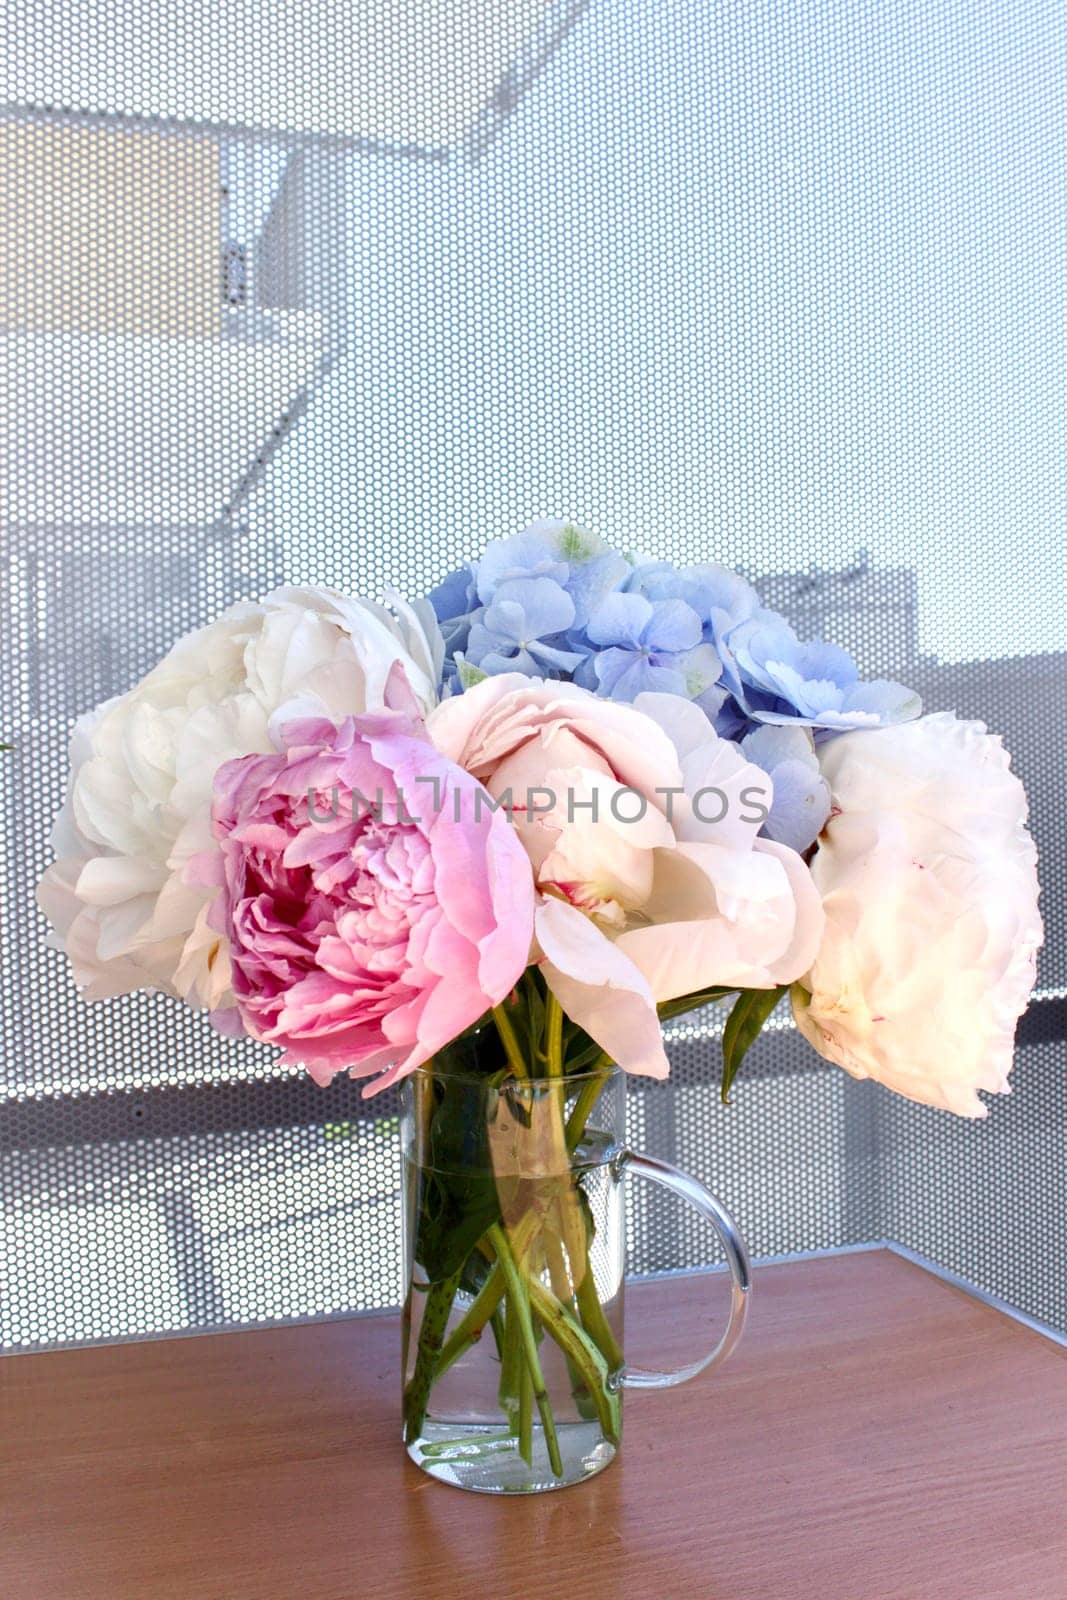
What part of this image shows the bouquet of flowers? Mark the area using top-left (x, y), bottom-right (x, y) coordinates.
top-left (39, 523), bottom-right (1042, 1490)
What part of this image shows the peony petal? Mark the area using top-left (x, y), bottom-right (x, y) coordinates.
top-left (38, 585), bottom-right (443, 1021)
top-left (477, 817), bottom-right (537, 1001)
top-left (535, 897), bottom-right (668, 1078)
top-left (795, 713), bottom-right (1041, 1116)
top-left (617, 838), bottom-right (823, 1000)
top-left (754, 839), bottom-right (826, 984)
top-left (429, 675), bottom-right (683, 803)
top-left (36, 860), bottom-right (83, 940)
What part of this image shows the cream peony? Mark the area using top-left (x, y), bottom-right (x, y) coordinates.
top-left (428, 676), bottom-right (823, 1077)
top-left (792, 713), bottom-right (1043, 1117)
top-left (37, 586), bottom-right (444, 1009)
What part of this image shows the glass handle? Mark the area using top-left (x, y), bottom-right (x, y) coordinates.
top-left (617, 1148), bottom-right (751, 1390)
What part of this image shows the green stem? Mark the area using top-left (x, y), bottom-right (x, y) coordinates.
top-left (575, 1267), bottom-right (624, 1373)
top-left (543, 1226), bottom-right (597, 1421)
top-left (542, 1222), bottom-right (574, 1306)
top-left (435, 1261), bottom-right (506, 1382)
top-left (498, 1292), bottom-right (523, 1433)
top-left (545, 992), bottom-right (564, 1079)
top-left (556, 1046), bottom-right (623, 1414)
top-left (488, 1305), bottom-right (506, 1361)
top-left (517, 1350), bottom-right (534, 1466)
top-left (491, 1002), bottom-right (529, 1081)
top-left (565, 1057), bottom-right (613, 1152)
top-left (488, 1225), bottom-right (564, 1478)
top-left (527, 1273), bottom-right (622, 1446)
top-left (403, 1267), bottom-right (463, 1444)
top-left (419, 1432), bottom-right (516, 1461)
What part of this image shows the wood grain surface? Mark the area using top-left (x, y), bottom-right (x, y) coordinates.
top-left (3, 1249), bottom-right (1066, 1600)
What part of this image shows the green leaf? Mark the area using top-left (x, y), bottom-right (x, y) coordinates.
top-left (562, 1036), bottom-right (608, 1074)
top-left (657, 986), bottom-right (736, 1024)
top-left (458, 1241), bottom-right (495, 1300)
top-left (432, 1027), bottom-right (506, 1078)
top-left (720, 986), bottom-right (787, 1104)
top-left (512, 971), bottom-right (546, 1068)
top-left (412, 1069), bottom-right (506, 1282)
top-left (449, 1008), bottom-right (493, 1046)
top-left (559, 1011), bottom-right (602, 1071)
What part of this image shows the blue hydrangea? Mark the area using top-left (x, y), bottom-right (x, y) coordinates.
top-left (574, 591), bottom-right (722, 705)
top-left (426, 523), bottom-right (921, 851)
top-left (428, 566), bottom-right (479, 659)
top-left (429, 521), bottom-right (628, 691)
top-left (465, 577), bottom-right (586, 677)
top-left (474, 522), bottom-right (629, 626)
top-left (714, 608), bottom-right (920, 735)
top-left (739, 724), bottom-right (831, 853)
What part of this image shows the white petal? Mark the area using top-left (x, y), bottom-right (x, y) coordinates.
top-left (36, 860), bottom-right (83, 938)
top-left (618, 839), bottom-right (822, 1000)
top-left (632, 691), bottom-right (715, 761)
top-left (754, 839), bottom-right (826, 984)
top-left (75, 856), bottom-right (168, 907)
top-left (535, 897), bottom-right (669, 1078)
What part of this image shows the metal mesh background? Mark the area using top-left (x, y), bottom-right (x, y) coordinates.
top-left (2, 0), bottom-right (1064, 1351)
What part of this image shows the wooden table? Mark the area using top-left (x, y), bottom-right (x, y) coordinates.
top-left (4, 1249), bottom-right (1066, 1600)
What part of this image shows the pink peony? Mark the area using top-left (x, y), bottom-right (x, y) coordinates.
top-left (37, 585), bottom-right (444, 1012)
top-left (200, 709), bottom-right (535, 1092)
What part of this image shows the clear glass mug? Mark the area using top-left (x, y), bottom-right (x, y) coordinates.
top-left (400, 1064), bottom-right (750, 1494)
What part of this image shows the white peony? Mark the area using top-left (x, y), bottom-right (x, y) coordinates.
top-left (792, 713), bottom-right (1042, 1117)
top-left (37, 586), bottom-right (444, 1009)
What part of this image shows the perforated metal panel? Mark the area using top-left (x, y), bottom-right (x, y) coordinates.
top-left (2, 0), bottom-right (1064, 1352)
